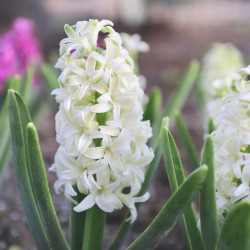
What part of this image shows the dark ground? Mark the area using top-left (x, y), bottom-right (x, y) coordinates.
top-left (1, 20), bottom-right (250, 249)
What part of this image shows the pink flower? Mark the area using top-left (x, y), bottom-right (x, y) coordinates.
top-left (0, 34), bottom-right (16, 90)
top-left (0, 17), bottom-right (43, 92)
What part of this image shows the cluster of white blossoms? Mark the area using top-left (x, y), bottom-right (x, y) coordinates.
top-left (50, 19), bottom-right (154, 222)
top-left (201, 43), bottom-right (243, 124)
top-left (212, 65), bottom-right (250, 221)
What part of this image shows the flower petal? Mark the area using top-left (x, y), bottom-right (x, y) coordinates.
top-left (73, 193), bottom-right (96, 212)
top-left (91, 102), bottom-right (112, 113)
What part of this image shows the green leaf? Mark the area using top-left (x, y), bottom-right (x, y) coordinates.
top-left (0, 140), bottom-right (11, 184)
top-left (200, 136), bottom-right (219, 250)
top-left (168, 131), bottom-right (203, 250)
top-left (26, 122), bottom-right (70, 250)
top-left (108, 117), bottom-right (169, 250)
top-left (217, 201), bottom-right (250, 250)
top-left (41, 63), bottom-right (59, 90)
top-left (208, 117), bottom-right (215, 134)
top-left (162, 128), bottom-right (204, 250)
top-left (8, 90), bottom-right (50, 249)
top-left (193, 70), bottom-right (204, 117)
top-left (69, 187), bottom-right (86, 250)
top-left (20, 66), bottom-right (33, 103)
top-left (0, 76), bottom-right (20, 183)
top-left (163, 60), bottom-right (200, 119)
top-left (128, 165), bottom-right (208, 250)
top-left (0, 78), bottom-right (12, 108)
top-left (82, 205), bottom-right (106, 250)
top-left (0, 76), bottom-right (20, 126)
top-left (29, 91), bottom-right (49, 125)
top-left (161, 129), bottom-right (178, 191)
top-left (143, 87), bottom-right (162, 133)
top-left (140, 117), bottom-right (169, 197)
top-left (175, 112), bottom-right (199, 170)
top-left (179, 216), bottom-right (192, 250)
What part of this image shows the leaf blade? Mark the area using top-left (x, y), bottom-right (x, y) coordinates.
top-left (41, 63), bottom-right (59, 90)
top-left (26, 122), bottom-right (70, 250)
top-left (175, 113), bottom-right (199, 170)
top-left (143, 87), bottom-right (162, 146)
top-left (128, 165), bottom-right (208, 250)
top-left (0, 77), bottom-right (20, 183)
top-left (200, 136), bottom-right (219, 250)
top-left (163, 60), bottom-right (200, 119)
top-left (208, 117), bottom-right (215, 134)
top-left (20, 66), bottom-right (33, 103)
top-left (217, 201), bottom-right (250, 250)
top-left (162, 129), bottom-right (204, 250)
top-left (8, 90), bottom-right (50, 249)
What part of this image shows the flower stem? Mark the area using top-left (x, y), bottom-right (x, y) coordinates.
top-left (69, 188), bottom-right (86, 250)
top-left (82, 205), bottom-right (106, 250)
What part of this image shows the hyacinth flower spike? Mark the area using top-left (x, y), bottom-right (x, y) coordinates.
top-left (51, 19), bottom-right (154, 225)
top-left (212, 65), bottom-right (250, 222)
top-left (200, 43), bottom-right (243, 129)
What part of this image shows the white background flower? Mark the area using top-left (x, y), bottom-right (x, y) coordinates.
top-left (213, 66), bottom-right (250, 221)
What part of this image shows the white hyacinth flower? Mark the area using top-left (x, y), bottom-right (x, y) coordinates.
top-left (212, 66), bottom-right (250, 222)
top-left (121, 33), bottom-right (149, 55)
top-left (200, 43), bottom-right (243, 127)
top-left (50, 19), bottom-right (154, 223)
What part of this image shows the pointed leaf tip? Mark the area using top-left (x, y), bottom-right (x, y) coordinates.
top-left (8, 89), bottom-right (16, 95)
top-left (27, 122), bottom-right (35, 130)
top-left (161, 117), bottom-right (169, 130)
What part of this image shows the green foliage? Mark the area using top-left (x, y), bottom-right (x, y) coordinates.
top-left (163, 60), bottom-right (200, 119)
top-left (208, 117), bottom-right (215, 134)
top-left (200, 136), bottom-right (219, 250)
top-left (26, 123), bottom-right (70, 249)
top-left (41, 63), bottom-right (59, 90)
top-left (128, 166), bottom-right (208, 250)
top-left (0, 67), bottom-right (34, 185)
top-left (20, 66), bottom-right (33, 103)
top-left (0, 77), bottom-right (20, 183)
top-left (217, 201), bottom-right (250, 250)
top-left (8, 91), bottom-right (69, 250)
top-left (162, 128), bottom-right (204, 250)
top-left (175, 112), bottom-right (200, 170)
top-left (143, 87), bottom-right (162, 142)
top-left (8, 90), bottom-right (50, 249)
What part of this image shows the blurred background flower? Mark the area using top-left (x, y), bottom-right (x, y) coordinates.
top-left (0, 17), bottom-right (42, 92)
